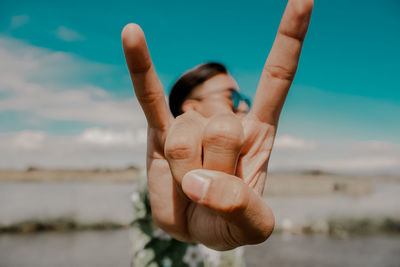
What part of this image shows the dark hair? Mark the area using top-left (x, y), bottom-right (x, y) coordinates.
top-left (168, 62), bottom-right (228, 117)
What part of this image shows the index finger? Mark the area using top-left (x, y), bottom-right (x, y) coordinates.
top-left (122, 23), bottom-right (173, 130)
top-left (250, 0), bottom-right (313, 125)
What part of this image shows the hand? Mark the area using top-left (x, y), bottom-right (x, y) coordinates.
top-left (122, 0), bottom-right (313, 250)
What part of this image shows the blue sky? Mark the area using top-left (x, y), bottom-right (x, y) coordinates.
top-left (0, 0), bottom-right (399, 172)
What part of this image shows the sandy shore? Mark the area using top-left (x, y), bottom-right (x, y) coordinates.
top-left (2, 168), bottom-right (395, 196)
top-left (0, 168), bottom-right (141, 183)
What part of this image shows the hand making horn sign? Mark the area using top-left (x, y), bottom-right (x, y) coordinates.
top-left (122, 0), bottom-right (313, 251)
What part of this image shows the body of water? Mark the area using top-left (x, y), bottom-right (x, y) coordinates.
top-left (1, 229), bottom-right (399, 267)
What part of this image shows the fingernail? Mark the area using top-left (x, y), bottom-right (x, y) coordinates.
top-left (182, 170), bottom-right (211, 202)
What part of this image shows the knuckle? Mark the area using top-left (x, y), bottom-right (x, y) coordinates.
top-left (164, 114), bottom-right (203, 160)
top-left (264, 65), bottom-right (295, 82)
top-left (278, 0), bottom-right (313, 42)
top-left (250, 229), bottom-right (272, 245)
top-left (227, 186), bottom-right (249, 213)
top-left (164, 136), bottom-right (196, 160)
top-left (250, 217), bottom-right (275, 245)
top-left (213, 184), bottom-right (249, 214)
top-left (204, 115), bottom-right (243, 149)
top-left (136, 89), bottom-right (163, 105)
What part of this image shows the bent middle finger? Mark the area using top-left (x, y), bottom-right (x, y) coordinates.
top-left (164, 111), bottom-right (205, 185)
top-left (203, 113), bottom-right (244, 175)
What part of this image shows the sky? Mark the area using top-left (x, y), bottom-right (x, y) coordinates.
top-left (0, 0), bottom-right (399, 174)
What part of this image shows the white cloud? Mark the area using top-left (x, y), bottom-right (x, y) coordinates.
top-left (0, 36), bottom-right (148, 169)
top-left (77, 127), bottom-right (147, 147)
top-left (0, 132), bottom-right (147, 170)
top-left (353, 140), bottom-right (399, 151)
top-left (0, 85), bottom-right (142, 125)
top-left (274, 135), bottom-right (317, 150)
top-left (269, 139), bottom-right (400, 175)
top-left (0, 36), bottom-right (145, 127)
top-left (314, 156), bottom-right (400, 172)
top-left (13, 131), bottom-right (46, 150)
top-left (55, 26), bottom-right (85, 42)
top-left (10, 15), bottom-right (29, 29)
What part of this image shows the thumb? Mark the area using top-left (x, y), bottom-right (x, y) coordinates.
top-left (182, 169), bottom-right (275, 245)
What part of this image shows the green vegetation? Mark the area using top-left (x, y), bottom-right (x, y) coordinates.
top-left (0, 218), bottom-right (127, 233)
top-left (327, 217), bottom-right (400, 237)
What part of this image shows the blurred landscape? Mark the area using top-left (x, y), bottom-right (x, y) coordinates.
top-left (1, 168), bottom-right (399, 267)
top-left (1, 1), bottom-right (400, 266)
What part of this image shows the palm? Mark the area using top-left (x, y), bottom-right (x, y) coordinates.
top-left (123, 0), bottom-right (313, 250)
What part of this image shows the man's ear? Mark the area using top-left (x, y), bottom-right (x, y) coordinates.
top-left (181, 99), bottom-right (199, 113)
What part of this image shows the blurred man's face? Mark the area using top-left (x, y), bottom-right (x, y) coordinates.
top-left (183, 74), bottom-right (249, 117)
